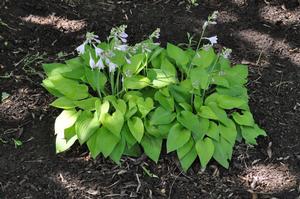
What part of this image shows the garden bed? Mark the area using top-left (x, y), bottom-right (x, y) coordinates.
top-left (0, 0), bottom-right (299, 198)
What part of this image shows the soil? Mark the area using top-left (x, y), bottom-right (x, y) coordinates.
top-left (0, 0), bottom-right (300, 198)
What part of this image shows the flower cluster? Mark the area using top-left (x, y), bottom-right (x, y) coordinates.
top-left (75, 27), bottom-right (130, 73)
top-left (109, 25), bottom-right (129, 52)
top-left (75, 26), bottom-right (162, 75)
top-left (76, 32), bottom-right (100, 55)
top-left (149, 28), bottom-right (160, 40)
top-left (202, 11), bottom-right (218, 29)
top-left (221, 47), bottom-right (232, 59)
top-left (131, 29), bottom-right (160, 53)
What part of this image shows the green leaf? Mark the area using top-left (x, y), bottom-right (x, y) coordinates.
top-left (136, 97), bottom-right (154, 118)
top-left (124, 75), bottom-right (150, 89)
top-left (56, 123), bottom-right (78, 153)
top-left (194, 95), bottom-right (202, 112)
top-left (168, 83), bottom-right (191, 103)
top-left (56, 133), bottom-right (77, 153)
top-left (198, 106), bottom-right (218, 120)
top-left (123, 91), bottom-right (142, 101)
top-left (110, 135), bottom-right (126, 164)
top-left (161, 58), bottom-right (177, 76)
top-left (47, 75), bottom-right (89, 100)
top-left (98, 100), bottom-right (109, 122)
top-left (144, 119), bottom-right (161, 138)
top-left (151, 49), bottom-right (166, 68)
top-left (206, 121), bottom-right (219, 141)
top-left (231, 64), bottom-right (248, 79)
top-left (150, 107), bottom-right (176, 125)
top-left (84, 68), bottom-right (107, 92)
top-left (208, 102), bottom-right (231, 126)
top-left (177, 111), bottom-right (204, 140)
top-left (110, 50), bottom-right (126, 66)
top-left (213, 138), bottom-right (231, 169)
top-left (123, 53), bottom-right (146, 75)
top-left (219, 56), bottom-right (231, 70)
top-left (51, 97), bottom-right (76, 109)
top-left (179, 102), bottom-right (192, 112)
top-left (43, 58), bottom-right (85, 80)
top-left (198, 117), bottom-right (210, 137)
top-left (167, 123), bottom-right (191, 153)
top-left (64, 125), bottom-right (76, 139)
top-left (241, 124), bottom-right (267, 145)
top-left (125, 105), bottom-right (138, 120)
top-left (148, 58), bottom-right (177, 88)
top-left (102, 110), bottom-right (124, 138)
top-left (216, 85), bottom-right (248, 99)
top-left (211, 76), bottom-right (229, 88)
top-left (141, 135), bottom-right (162, 163)
top-left (42, 79), bottom-right (63, 97)
top-left (55, 109), bottom-right (79, 136)
top-left (123, 124), bottom-right (137, 148)
top-left (105, 96), bottom-right (127, 115)
top-left (236, 125), bottom-right (243, 142)
top-left (75, 111), bottom-right (100, 144)
top-left (232, 111), bottom-right (254, 126)
top-left (123, 143), bottom-right (142, 157)
top-left (127, 116), bottom-right (144, 142)
top-left (179, 147), bottom-right (197, 172)
top-left (87, 127), bottom-right (120, 158)
top-left (64, 57), bottom-right (85, 79)
top-left (149, 47), bottom-right (164, 62)
top-left (75, 97), bottom-right (98, 111)
top-left (195, 137), bottom-right (214, 168)
top-left (98, 127), bottom-right (120, 158)
top-left (157, 123), bottom-right (174, 138)
top-left (192, 48), bottom-right (217, 68)
top-left (154, 90), bottom-right (174, 111)
top-left (167, 43), bottom-right (189, 67)
top-left (222, 137), bottom-right (234, 161)
top-left (177, 138), bottom-right (194, 159)
top-left (85, 128), bottom-right (101, 158)
top-left (42, 63), bottom-right (69, 77)
top-left (222, 65), bottom-right (248, 86)
top-left (204, 93), bottom-right (219, 105)
top-left (219, 121), bottom-right (237, 145)
top-left (217, 95), bottom-right (246, 109)
top-left (1, 92), bottom-right (10, 102)
top-left (190, 67), bottom-right (209, 89)
top-left (148, 69), bottom-right (176, 88)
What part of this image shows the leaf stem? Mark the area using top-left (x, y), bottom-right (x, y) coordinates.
top-left (201, 54), bottom-right (220, 104)
top-left (187, 26), bottom-right (207, 106)
top-left (110, 72), bottom-right (115, 95)
top-left (96, 70), bottom-right (102, 98)
top-left (115, 70), bottom-right (120, 95)
top-left (187, 26), bottom-right (207, 77)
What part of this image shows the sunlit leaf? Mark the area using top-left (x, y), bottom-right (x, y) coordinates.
top-left (195, 137), bottom-right (214, 168)
top-left (141, 135), bottom-right (162, 163)
top-left (75, 111), bottom-right (99, 144)
top-left (167, 123), bottom-right (191, 153)
top-left (241, 124), bottom-right (267, 145)
top-left (127, 116), bottom-right (144, 142)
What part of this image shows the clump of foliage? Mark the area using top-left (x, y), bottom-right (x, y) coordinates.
top-left (186, 0), bottom-right (199, 9)
top-left (42, 12), bottom-right (266, 171)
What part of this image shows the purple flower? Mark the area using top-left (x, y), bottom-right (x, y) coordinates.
top-left (94, 45), bottom-right (104, 57)
top-left (108, 62), bottom-right (117, 73)
top-left (76, 42), bottom-right (85, 54)
top-left (89, 53), bottom-right (96, 69)
top-left (96, 58), bottom-right (105, 70)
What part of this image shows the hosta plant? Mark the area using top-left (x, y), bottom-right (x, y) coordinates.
top-left (42, 12), bottom-right (266, 171)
